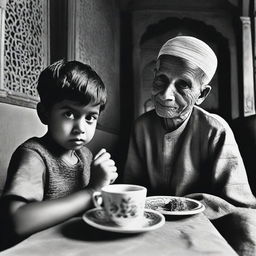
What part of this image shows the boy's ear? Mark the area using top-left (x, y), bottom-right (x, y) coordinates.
top-left (37, 102), bottom-right (49, 125)
top-left (196, 85), bottom-right (211, 105)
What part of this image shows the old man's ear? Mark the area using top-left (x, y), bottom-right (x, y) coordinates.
top-left (37, 102), bottom-right (49, 125)
top-left (196, 85), bottom-right (211, 105)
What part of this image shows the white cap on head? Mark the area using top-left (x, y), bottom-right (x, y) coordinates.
top-left (157, 36), bottom-right (218, 84)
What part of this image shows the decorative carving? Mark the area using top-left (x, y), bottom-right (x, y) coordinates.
top-left (1, 0), bottom-right (49, 108)
top-left (240, 16), bottom-right (256, 116)
top-left (0, 2), bottom-right (6, 90)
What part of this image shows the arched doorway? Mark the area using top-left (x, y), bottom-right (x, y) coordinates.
top-left (137, 17), bottom-right (231, 122)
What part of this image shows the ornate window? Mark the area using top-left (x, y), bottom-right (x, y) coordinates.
top-left (0, 0), bottom-right (50, 108)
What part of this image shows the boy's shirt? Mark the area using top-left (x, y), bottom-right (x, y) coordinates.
top-left (2, 136), bottom-right (92, 202)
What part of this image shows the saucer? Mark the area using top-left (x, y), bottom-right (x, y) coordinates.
top-left (145, 196), bottom-right (205, 216)
top-left (82, 208), bottom-right (165, 233)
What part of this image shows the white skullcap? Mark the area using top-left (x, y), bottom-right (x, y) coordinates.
top-left (157, 36), bottom-right (217, 84)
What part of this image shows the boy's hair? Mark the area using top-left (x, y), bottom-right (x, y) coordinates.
top-left (37, 59), bottom-right (107, 111)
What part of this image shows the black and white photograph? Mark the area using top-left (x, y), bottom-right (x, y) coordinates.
top-left (0, 0), bottom-right (256, 255)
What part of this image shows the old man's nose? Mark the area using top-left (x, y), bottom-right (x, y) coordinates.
top-left (161, 84), bottom-right (176, 101)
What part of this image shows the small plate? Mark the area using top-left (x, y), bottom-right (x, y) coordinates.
top-left (145, 196), bottom-right (205, 216)
top-left (82, 208), bottom-right (165, 233)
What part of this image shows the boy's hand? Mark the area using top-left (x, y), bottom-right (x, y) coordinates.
top-left (89, 148), bottom-right (118, 191)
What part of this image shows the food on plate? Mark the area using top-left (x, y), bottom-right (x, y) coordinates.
top-left (163, 198), bottom-right (189, 211)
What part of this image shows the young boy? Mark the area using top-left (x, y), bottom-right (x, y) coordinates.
top-left (0, 60), bottom-right (117, 248)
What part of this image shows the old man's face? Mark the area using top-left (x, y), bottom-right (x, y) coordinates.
top-left (152, 56), bottom-right (203, 121)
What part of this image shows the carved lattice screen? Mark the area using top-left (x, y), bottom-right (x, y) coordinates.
top-left (0, 0), bottom-right (49, 108)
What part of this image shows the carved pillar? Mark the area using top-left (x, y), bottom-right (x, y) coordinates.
top-left (0, 0), bottom-right (6, 90)
top-left (240, 17), bottom-right (256, 116)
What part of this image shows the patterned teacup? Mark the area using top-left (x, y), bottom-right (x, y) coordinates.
top-left (92, 184), bottom-right (147, 227)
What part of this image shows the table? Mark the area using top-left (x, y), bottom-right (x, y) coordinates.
top-left (0, 213), bottom-right (238, 256)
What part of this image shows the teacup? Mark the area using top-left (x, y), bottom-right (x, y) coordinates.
top-left (92, 184), bottom-right (147, 227)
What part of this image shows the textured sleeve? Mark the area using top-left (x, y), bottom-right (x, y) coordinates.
top-left (123, 122), bottom-right (150, 187)
top-left (210, 125), bottom-right (256, 208)
top-left (81, 147), bottom-right (93, 187)
top-left (2, 147), bottom-right (46, 202)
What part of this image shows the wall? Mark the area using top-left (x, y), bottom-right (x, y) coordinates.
top-left (0, 103), bottom-right (46, 192)
top-left (67, 0), bottom-right (120, 134)
top-left (131, 5), bottom-right (240, 121)
top-left (66, 0), bottom-right (122, 172)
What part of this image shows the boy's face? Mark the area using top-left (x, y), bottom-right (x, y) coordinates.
top-left (152, 56), bottom-right (206, 121)
top-left (46, 100), bottom-right (100, 150)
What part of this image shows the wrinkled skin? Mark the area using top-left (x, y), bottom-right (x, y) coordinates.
top-left (152, 56), bottom-right (211, 130)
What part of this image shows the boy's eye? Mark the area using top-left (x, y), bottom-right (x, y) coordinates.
top-left (64, 111), bottom-right (75, 119)
top-left (86, 114), bottom-right (98, 123)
